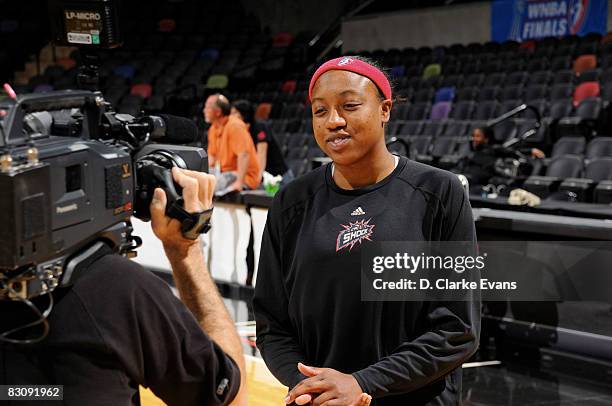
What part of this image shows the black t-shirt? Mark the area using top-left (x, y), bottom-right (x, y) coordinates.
top-left (249, 121), bottom-right (287, 176)
top-left (253, 156), bottom-right (480, 406)
top-left (0, 254), bottom-right (240, 406)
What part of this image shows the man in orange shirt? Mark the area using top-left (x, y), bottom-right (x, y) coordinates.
top-left (204, 94), bottom-right (261, 193)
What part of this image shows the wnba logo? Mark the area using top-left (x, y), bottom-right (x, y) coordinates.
top-left (569, 0), bottom-right (589, 34)
top-left (337, 57), bottom-right (354, 66)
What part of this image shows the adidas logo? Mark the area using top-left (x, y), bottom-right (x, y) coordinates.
top-left (351, 207), bottom-right (366, 216)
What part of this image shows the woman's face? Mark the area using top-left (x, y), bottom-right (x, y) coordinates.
top-left (310, 70), bottom-right (391, 166)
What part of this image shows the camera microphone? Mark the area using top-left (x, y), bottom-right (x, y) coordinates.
top-left (144, 114), bottom-right (199, 145)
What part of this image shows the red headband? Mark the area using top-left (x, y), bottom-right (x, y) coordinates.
top-left (308, 56), bottom-right (392, 101)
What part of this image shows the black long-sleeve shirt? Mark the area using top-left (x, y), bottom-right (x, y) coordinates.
top-left (0, 254), bottom-right (240, 406)
top-left (253, 156), bottom-right (481, 405)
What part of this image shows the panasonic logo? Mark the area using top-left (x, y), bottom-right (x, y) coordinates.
top-left (65, 11), bottom-right (101, 21)
top-left (56, 203), bottom-right (78, 214)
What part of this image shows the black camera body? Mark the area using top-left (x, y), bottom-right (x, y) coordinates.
top-left (0, 90), bottom-right (207, 302)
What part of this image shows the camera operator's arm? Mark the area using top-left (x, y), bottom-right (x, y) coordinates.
top-left (151, 167), bottom-right (246, 405)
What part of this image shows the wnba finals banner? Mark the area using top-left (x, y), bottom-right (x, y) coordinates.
top-left (491, 0), bottom-right (608, 42)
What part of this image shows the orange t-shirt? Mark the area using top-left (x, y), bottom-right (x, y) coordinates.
top-left (208, 115), bottom-right (261, 189)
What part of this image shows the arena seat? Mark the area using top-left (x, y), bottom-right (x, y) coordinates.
top-left (430, 102), bottom-right (452, 120)
top-left (559, 157), bottom-right (612, 201)
top-left (450, 101), bottom-right (476, 120)
top-left (551, 137), bottom-right (586, 158)
top-left (523, 155), bottom-right (584, 198)
top-left (573, 54), bottom-right (597, 76)
top-left (586, 137), bottom-right (612, 159)
top-left (573, 82), bottom-right (600, 106)
top-left (434, 87), bottom-right (455, 103)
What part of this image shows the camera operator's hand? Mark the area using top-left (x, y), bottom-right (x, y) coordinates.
top-left (150, 167), bottom-right (247, 405)
top-left (150, 167), bottom-right (215, 251)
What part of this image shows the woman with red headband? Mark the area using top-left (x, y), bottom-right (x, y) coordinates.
top-left (254, 56), bottom-right (480, 406)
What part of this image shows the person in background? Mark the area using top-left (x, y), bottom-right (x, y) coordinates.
top-left (203, 94), bottom-right (261, 193)
top-left (231, 99), bottom-right (288, 181)
top-left (460, 126), bottom-right (545, 187)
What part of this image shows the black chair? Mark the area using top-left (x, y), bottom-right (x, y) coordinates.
top-left (463, 73), bottom-right (485, 87)
top-left (478, 86), bottom-right (500, 101)
top-left (547, 100), bottom-right (573, 120)
top-left (556, 97), bottom-right (602, 138)
top-left (506, 71), bottom-right (528, 86)
top-left (549, 83), bottom-right (574, 101)
top-left (400, 120), bottom-right (425, 136)
top-left (551, 137), bottom-right (586, 158)
top-left (455, 87), bottom-right (479, 101)
top-left (450, 101), bottom-right (476, 120)
top-left (528, 70), bottom-right (552, 85)
top-left (406, 103), bottom-right (431, 121)
top-left (524, 85), bottom-right (548, 102)
top-left (552, 70), bottom-right (575, 85)
top-left (550, 56), bottom-right (571, 71)
top-left (441, 121), bottom-right (469, 137)
top-left (421, 121), bottom-right (446, 137)
top-left (501, 85), bottom-right (524, 101)
top-left (523, 155), bottom-right (584, 198)
top-left (473, 101), bottom-right (500, 120)
top-left (483, 73), bottom-right (506, 87)
top-left (414, 88), bottom-right (435, 103)
top-left (586, 137), bottom-right (612, 159)
top-left (559, 157), bottom-right (612, 202)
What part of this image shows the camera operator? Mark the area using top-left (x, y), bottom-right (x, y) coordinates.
top-left (1, 168), bottom-right (246, 406)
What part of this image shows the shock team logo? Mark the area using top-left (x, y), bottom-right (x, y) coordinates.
top-left (336, 218), bottom-right (375, 252)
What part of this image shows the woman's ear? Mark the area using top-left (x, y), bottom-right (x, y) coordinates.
top-left (381, 99), bottom-right (392, 124)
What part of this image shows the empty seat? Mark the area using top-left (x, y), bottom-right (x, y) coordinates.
top-left (474, 101), bottom-right (500, 120)
top-left (478, 86), bottom-right (500, 101)
top-left (464, 73), bottom-right (484, 87)
top-left (483, 73), bottom-right (506, 87)
top-left (528, 70), bottom-right (552, 85)
top-left (559, 157), bottom-right (612, 201)
top-left (450, 101), bottom-right (476, 120)
top-left (585, 157), bottom-right (612, 181)
top-left (550, 84), bottom-right (574, 101)
top-left (455, 87), bottom-right (479, 101)
top-left (400, 120), bottom-right (424, 136)
top-left (506, 71), bottom-right (528, 86)
top-left (524, 84), bottom-right (548, 101)
top-left (409, 135), bottom-right (432, 155)
top-left (414, 88), bottom-right (435, 103)
top-left (420, 121), bottom-right (445, 137)
top-left (430, 136), bottom-right (457, 158)
top-left (551, 56), bottom-right (571, 71)
top-left (422, 63), bottom-right (442, 79)
top-left (547, 100), bottom-right (573, 120)
top-left (573, 54), bottom-right (597, 76)
top-left (130, 84), bottom-right (152, 99)
top-left (573, 82), bottom-right (600, 106)
top-left (551, 137), bottom-right (586, 157)
top-left (430, 102), bottom-right (452, 120)
top-left (586, 137), bottom-right (612, 159)
top-left (501, 85), bottom-right (523, 101)
top-left (441, 121), bottom-right (469, 137)
top-left (434, 87), bottom-right (455, 103)
top-left (552, 70), bottom-right (575, 84)
top-left (406, 103), bottom-right (431, 121)
top-left (523, 155), bottom-right (584, 198)
top-left (440, 75), bottom-right (463, 88)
